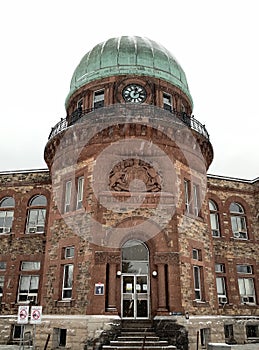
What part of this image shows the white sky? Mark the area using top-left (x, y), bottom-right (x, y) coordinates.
top-left (0, 0), bottom-right (258, 180)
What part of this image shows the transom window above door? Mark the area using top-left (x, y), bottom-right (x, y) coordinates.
top-left (122, 240), bottom-right (149, 274)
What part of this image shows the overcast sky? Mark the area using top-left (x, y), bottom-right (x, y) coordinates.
top-left (0, 0), bottom-right (258, 180)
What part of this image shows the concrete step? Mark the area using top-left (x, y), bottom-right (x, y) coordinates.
top-left (122, 320), bottom-right (153, 328)
top-left (120, 331), bottom-right (156, 336)
top-left (103, 346), bottom-right (177, 350)
top-left (109, 340), bottom-right (169, 346)
top-left (103, 321), bottom-right (177, 349)
top-left (118, 336), bottom-right (160, 341)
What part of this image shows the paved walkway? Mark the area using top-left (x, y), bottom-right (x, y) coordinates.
top-left (231, 345), bottom-right (259, 349)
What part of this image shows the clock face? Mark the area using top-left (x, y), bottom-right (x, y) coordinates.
top-left (122, 84), bottom-right (147, 103)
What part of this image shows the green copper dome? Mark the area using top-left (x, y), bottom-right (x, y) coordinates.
top-left (66, 36), bottom-right (192, 106)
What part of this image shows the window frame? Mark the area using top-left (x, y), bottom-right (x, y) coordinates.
top-left (215, 263), bottom-right (225, 273)
top-left (0, 196), bottom-right (15, 234)
top-left (53, 328), bottom-right (67, 347)
top-left (77, 98), bottom-right (83, 111)
top-left (64, 246), bottom-right (75, 259)
top-left (93, 89), bottom-right (104, 109)
top-left (26, 195), bottom-right (47, 234)
top-left (193, 184), bottom-right (200, 216)
top-left (163, 92), bottom-right (172, 112)
top-left (62, 264), bottom-right (74, 300)
top-left (76, 176), bottom-right (84, 210)
top-left (238, 277), bottom-right (256, 304)
top-left (216, 277), bottom-right (227, 297)
top-left (224, 324), bottom-right (234, 342)
top-left (64, 181), bottom-right (72, 213)
top-left (193, 265), bottom-right (202, 301)
top-left (12, 325), bottom-right (23, 340)
top-left (230, 202), bottom-right (248, 239)
top-left (21, 261), bottom-right (41, 271)
top-left (237, 264), bottom-right (252, 274)
top-left (192, 248), bottom-right (201, 261)
top-left (0, 275), bottom-right (4, 298)
top-left (209, 200), bottom-right (221, 237)
top-left (184, 179), bottom-right (191, 214)
top-left (18, 275), bottom-right (39, 303)
top-left (246, 325), bottom-right (259, 339)
top-left (200, 328), bottom-right (210, 348)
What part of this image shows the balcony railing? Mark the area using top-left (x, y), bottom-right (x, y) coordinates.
top-left (48, 105), bottom-right (209, 140)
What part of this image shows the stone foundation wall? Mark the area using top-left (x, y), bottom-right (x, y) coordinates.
top-left (0, 315), bottom-right (120, 349)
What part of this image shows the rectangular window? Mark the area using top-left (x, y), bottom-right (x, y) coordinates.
top-left (246, 325), bottom-right (259, 339)
top-left (76, 176), bottom-right (84, 209)
top-left (231, 216), bottom-right (247, 239)
top-left (21, 262), bottom-right (41, 271)
top-left (0, 262), bottom-right (6, 270)
top-left (184, 180), bottom-right (191, 214)
top-left (210, 212), bottom-right (220, 237)
top-left (215, 263), bottom-right (225, 273)
top-left (77, 98), bottom-right (83, 111)
top-left (238, 278), bottom-right (256, 304)
top-left (18, 275), bottom-right (39, 303)
top-left (59, 329), bottom-right (67, 347)
top-left (193, 184), bottom-right (200, 216)
top-left (93, 90), bottom-right (104, 109)
top-left (0, 276), bottom-right (4, 297)
top-left (26, 209), bottom-right (46, 233)
top-left (216, 277), bottom-right (227, 301)
top-left (62, 264), bottom-right (74, 299)
top-left (64, 181), bottom-right (72, 213)
top-left (193, 266), bottom-right (202, 300)
top-left (65, 246), bottom-right (74, 259)
top-left (192, 249), bottom-right (201, 261)
top-left (200, 328), bottom-right (210, 348)
top-left (224, 324), bottom-right (234, 341)
top-left (13, 325), bottom-right (23, 340)
top-left (53, 328), bottom-right (67, 347)
top-left (237, 264), bottom-right (252, 274)
top-left (163, 92), bottom-right (172, 112)
top-left (0, 210), bottom-right (14, 233)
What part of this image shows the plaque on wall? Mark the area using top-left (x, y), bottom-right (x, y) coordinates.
top-left (95, 283), bottom-right (104, 295)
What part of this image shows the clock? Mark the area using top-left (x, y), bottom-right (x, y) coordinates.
top-left (122, 84), bottom-right (147, 103)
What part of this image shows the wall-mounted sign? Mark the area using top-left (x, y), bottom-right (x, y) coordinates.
top-left (95, 283), bottom-right (104, 295)
top-left (18, 305), bottom-right (29, 324)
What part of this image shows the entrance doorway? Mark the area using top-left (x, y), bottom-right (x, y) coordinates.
top-left (121, 240), bottom-right (149, 319)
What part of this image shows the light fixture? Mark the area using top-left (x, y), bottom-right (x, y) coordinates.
top-left (116, 271), bottom-right (122, 277)
top-left (152, 270), bottom-right (158, 277)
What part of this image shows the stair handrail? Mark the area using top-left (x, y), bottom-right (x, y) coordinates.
top-left (141, 328), bottom-right (148, 350)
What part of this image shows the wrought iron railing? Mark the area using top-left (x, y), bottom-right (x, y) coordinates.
top-left (48, 105), bottom-right (209, 140)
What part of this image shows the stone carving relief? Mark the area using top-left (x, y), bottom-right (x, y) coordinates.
top-left (109, 158), bottom-right (162, 192)
top-left (154, 252), bottom-right (179, 264)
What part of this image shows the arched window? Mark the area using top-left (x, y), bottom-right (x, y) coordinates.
top-left (26, 195), bottom-right (47, 234)
top-left (0, 197), bottom-right (15, 234)
top-left (209, 200), bottom-right (220, 237)
top-left (230, 202), bottom-right (247, 239)
top-left (122, 240), bottom-right (149, 274)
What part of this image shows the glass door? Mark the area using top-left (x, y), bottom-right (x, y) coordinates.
top-left (122, 274), bottom-right (149, 318)
top-left (121, 240), bottom-right (150, 319)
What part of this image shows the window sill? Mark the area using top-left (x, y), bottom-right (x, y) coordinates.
top-left (230, 237), bottom-right (249, 242)
top-left (192, 300), bottom-right (209, 307)
top-left (184, 213), bottom-right (204, 221)
top-left (55, 299), bottom-right (75, 307)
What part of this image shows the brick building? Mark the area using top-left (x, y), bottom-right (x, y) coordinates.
top-left (0, 36), bottom-right (258, 349)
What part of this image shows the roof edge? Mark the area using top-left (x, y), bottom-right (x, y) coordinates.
top-left (207, 173), bottom-right (259, 184)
